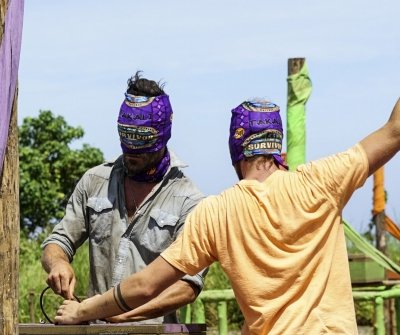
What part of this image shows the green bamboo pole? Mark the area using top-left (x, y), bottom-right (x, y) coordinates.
top-left (192, 299), bottom-right (205, 323)
top-left (193, 290), bottom-right (235, 333)
top-left (179, 304), bottom-right (192, 323)
top-left (286, 58), bottom-right (312, 170)
top-left (352, 287), bottom-right (400, 334)
top-left (217, 301), bottom-right (228, 335)
top-left (198, 289), bottom-right (235, 302)
top-left (352, 287), bottom-right (400, 300)
top-left (375, 297), bottom-right (385, 335)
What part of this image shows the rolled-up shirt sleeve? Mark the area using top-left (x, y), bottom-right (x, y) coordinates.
top-left (41, 174), bottom-right (89, 261)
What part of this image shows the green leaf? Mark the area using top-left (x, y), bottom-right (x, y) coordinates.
top-left (19, 110), bottom-right (104, 234)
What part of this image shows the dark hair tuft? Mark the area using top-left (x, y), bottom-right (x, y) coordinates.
top-left (126, 71), bottom-right (166, 97)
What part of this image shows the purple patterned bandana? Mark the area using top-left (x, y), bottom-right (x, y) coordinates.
top-left (125, 149), bottom-right (171, 183)
top-left (118, 93), bottom-right (173, 154)
top-left (229, 100), bottom-right (287, 169)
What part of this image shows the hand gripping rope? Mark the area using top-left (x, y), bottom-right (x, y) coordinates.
top-left (39, 286), bottom-right (81, 324)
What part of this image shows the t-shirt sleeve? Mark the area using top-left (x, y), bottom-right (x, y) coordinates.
top-left (297, 143), bottom-right (369, 209)
top-left (161, 197), bottom-right (219, 276)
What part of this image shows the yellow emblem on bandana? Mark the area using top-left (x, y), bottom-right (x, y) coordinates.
top-left (234, 127), bottom-right (245, 139)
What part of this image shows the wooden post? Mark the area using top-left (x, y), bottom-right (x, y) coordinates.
top-left (0, 1), bottom-right (21, 333)
top-left (288, 58), bottom-right (305, 76)
top-left (0, 90), bottom-right (20, 335)
top-left (372, 167), bottom-right (393, 333)
top-left (373, 168), bottom-right (386, 254)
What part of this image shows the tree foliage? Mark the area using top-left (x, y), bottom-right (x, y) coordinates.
top-left (19, 110), bottom-right (104, 234)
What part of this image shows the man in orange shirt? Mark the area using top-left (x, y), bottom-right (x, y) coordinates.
top-left (54, 97), bottom-right (400, 334)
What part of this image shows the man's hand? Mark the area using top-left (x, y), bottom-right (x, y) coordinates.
top-left (55, 294), bottom-right (110, 324)
top-left (42, 244), bottom-right (76, 300)
top-left (54, 299), bottom-right (82, 325)
top-left (46, 261), bottom-right (76, 300)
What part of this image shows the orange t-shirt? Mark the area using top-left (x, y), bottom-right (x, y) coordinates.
top-left (162, 144), bottom-right (368, 334)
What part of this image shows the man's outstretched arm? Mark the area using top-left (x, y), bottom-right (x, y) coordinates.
top-left (105, 279), bottom-right (198, 322)
top-left (54, 257), bottom-right (185, 324)
top-left (360, 98), bottom-right (400, 176)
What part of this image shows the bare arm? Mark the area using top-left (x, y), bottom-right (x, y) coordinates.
top-left (41, 244), bottom-right (76, 300)
top-left (106, 280), bottom-right (198, 322)
top-left (54, 257), bottom-right (185, 324)
top-left (360, 98), bottom-right (400, 176)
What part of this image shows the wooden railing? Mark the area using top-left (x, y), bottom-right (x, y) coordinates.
top-left (180, 289), bottom-right (236, 335)
top-left (181, 288), bottom-right (400, 335)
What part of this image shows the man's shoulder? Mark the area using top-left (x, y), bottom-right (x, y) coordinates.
top-left (167, 169), bottom-right (204, 199)
top-left (298, 144), bottom-right (367, 174)
top-left (84, 156), bottom-right (123, 180)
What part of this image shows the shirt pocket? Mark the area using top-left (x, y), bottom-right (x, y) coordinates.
top-left (142, 208), bottom-right (179, 253)
top-left (87, 197), bottom-right (114, 244)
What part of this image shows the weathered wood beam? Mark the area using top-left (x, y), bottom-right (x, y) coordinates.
top-left (0, 0), bottom-right (20, 333)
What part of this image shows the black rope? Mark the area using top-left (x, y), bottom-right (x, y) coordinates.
top-left (39, 286), bottom-right (81, 324)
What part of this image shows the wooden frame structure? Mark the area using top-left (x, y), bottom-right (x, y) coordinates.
top-left (0, 1), bottom-right (22, 334)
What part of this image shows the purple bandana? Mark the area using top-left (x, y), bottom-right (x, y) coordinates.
top-left (125, 149), bottom-right (171, 183)
top-left (229, 100), bottom-right (287, 169)
top-left (118, 93), bottom-right (173, 154)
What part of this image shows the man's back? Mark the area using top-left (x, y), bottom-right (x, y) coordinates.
top-left (163, 144), bottom-right (368, 334)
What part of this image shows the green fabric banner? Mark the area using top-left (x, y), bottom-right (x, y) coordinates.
top-left (343, 220), bottom-right (400, 274)
top-left (286, 62), bottom-right (312, 170)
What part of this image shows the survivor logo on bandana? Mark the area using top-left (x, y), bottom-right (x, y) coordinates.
top-left (118, 123), bottom-right (158, 150)
top-left (242, 130), bottom-right (283, 157)
top-left (242, 101), bottom-right (280, 113)
top-left (124, 94), bottom-right (155, 108)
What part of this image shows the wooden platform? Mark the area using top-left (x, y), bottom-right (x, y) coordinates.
top-left (19, 323), bottom-right (207, 335)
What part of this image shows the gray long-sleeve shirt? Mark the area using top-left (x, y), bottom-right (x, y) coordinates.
top-left (42, 150), bottom-right (205, 323)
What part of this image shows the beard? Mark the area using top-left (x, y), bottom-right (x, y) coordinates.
top-left (123, 149), bottom-right (165, 177)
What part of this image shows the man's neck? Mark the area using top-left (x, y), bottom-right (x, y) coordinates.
top-left (242, 159), bottom-right (283, 183)
top-left (124, 177), bottom-right (157, 215)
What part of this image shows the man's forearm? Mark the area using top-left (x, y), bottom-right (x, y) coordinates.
top-left (41, 244), bottom-right (70, 273)
top-left (360, 98), bottom-right (400, 176)
top-left (108, 259), bottom-right (185, 321)
top-left (107, 280), bottom-right (198, 322)
top-left (55, 256), bottom-right (185, 324)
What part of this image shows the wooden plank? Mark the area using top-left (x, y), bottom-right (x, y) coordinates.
top-left (19, 323), bottom-right (206, 335)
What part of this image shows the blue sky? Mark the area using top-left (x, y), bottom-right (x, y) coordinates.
top-left (19, 1), bottom-right (400, 232)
